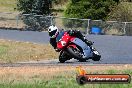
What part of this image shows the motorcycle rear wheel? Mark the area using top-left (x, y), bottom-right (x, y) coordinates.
top-left (92, 51), bottom-right (101, 61)
top-left (90, 47), bottom-right (101, 61)
top-left (92, 55), bottom-right (101, 61)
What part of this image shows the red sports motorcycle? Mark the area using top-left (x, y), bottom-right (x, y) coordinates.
top-left (56, 32), bottom-right (101, 63)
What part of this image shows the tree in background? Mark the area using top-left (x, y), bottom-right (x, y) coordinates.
top-left (64, 0), bottom-right (116, 20)
top-left (52, 0), bottom-right (68, 5)
top-left (17, 0), bottom-right (51, 15)
top-left (107, 2), bottom-right (132, 22)
top-left (17, 0), bottom-right (52, 31)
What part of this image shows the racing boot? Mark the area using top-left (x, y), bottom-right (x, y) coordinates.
top-left (79, 35), bottom-right (93, 46)
top-left (75, 30), bottom-right (93, 46)
top-left (84, 39), bottom-right (93, 46)
top-left (79, 37), bottom-right (93, 46)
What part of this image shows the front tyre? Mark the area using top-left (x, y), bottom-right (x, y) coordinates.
top-left (59, 58), bottom-right (66, 63)
top-left (59, 51), bottom-right (71, 63)
top-left (78, 59), bottom-right (86, 62)
top-left (59, 54), bottom-right (67, 63)
top-left (67, 46), bottom-right (86, 62)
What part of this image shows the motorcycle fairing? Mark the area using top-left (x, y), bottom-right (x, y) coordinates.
top-left (57, 32), bottom-right (76, 50)
top-left (71, 38), bottom-right (93, 58)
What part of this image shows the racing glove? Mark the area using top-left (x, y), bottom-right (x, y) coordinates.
top-left (67, 30), bottom-right (75, 36)
top-left (55, 48), bottom-right (61, 52)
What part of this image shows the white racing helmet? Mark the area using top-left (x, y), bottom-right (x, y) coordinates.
top-left (48, 25), bottom-right (59, 38)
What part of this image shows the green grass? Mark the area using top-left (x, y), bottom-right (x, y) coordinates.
top-left (0, 69), bottom-right (131, 88)
top-left (0, 80), bottom-right (131, 88)
top-left (0, 78), bottom-right (131, 88)
top-left (0, 45), bottom-right (9, 55)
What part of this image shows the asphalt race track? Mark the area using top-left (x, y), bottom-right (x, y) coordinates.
top-left (0, 29), bottom-right (132, 64)
top-left (0, 30), bottom-right (49, 44)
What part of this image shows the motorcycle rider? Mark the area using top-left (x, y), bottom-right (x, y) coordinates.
top-left (48, 25), bottom-right (93, 52)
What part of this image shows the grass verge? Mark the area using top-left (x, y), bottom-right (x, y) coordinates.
top-left (0, 39), bottom-right (59, 63)
top-left (0, 0), bottom-right (17, 12)
top-left (0, 65), bottom-right (131, 88)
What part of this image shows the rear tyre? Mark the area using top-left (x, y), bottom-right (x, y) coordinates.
top-left (91, 47), bottom-right (101, 61)
top-left (92, 55), bottom-right (101, 61)
top-left (92, 51), bottom-right (101, 61)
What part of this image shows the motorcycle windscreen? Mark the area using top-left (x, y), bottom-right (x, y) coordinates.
top-left (56, 32), bottom-right (65, 42)
top-left (71, 38), bottom-right (93, 58)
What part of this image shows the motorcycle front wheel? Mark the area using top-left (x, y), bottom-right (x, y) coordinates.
top-left (67, 46), bottom-right (86, 62)
top-left (59, 51), bottom-right (71, 63)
